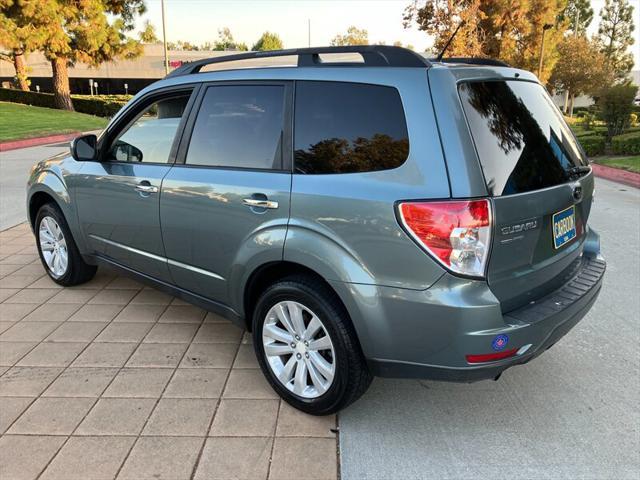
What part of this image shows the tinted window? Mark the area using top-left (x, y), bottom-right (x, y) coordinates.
top-left (186, 85), bottom-right (285, 169)
top-left (294, 81), bottom-right (409, 174)
top-left (459, 81), bottom-right (586, 196)
top-left (107, 94), bottom-right (190, 163)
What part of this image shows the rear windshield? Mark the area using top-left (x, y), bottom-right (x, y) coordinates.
top-left (459, 80), bottom-right (586, 196)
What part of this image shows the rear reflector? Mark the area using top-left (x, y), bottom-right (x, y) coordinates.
top-left (398, 199), bottom-right (491, 278)
top-left (465, 348), bottom-right (518, 364)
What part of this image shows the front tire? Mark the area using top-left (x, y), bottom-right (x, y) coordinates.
top-left (35, 203), bottom-right (97, 286)
top-left (253, 275), bottom-right (372, 415)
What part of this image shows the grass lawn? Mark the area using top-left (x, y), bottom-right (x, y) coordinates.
top-left (593, 156), bottom-right (640, 174)
top-left (0, 101), bottom-right (108, 142)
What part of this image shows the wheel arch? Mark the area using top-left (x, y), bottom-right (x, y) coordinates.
top-left (28, 176), bottom-right (87, 254)
top-left (28, 190), bottom-right (59, 229)
top-left (243, 261), bottom-right (336, 330)
top-left (242, 259), bottom-right (373, 362)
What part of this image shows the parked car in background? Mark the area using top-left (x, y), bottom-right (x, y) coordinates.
top-left (27, 46), bottom-right (605, 414)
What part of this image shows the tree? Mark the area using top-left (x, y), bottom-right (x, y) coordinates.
top-left (0, 0), bottom-right (49, 91)
top-left (403, 0), bottom-right (568, 83)
top-left (597, 0), bottom-right (636, 81)
top-left (0, 50), bottom-right (29, 90)
top-left (139, 20), bottom-right (158, 43)
top-left (167, 40), bottom-right (202, 51)
top-left (403, 0), bottom-right (486, 57)
top-left (504, 0), bottom-right (566, 82)
top-left (598, 83), bottom-right (638, 139)
top-left (213, 27), bottom-right (248, 51)
top-left (252, 31), bottom-right (283, 51)
top-left (559, 0), bottom-right (594, 35)
top-left (549, 36), bottom-right (610, 113)
top-left (331, 26), bottom-right (369, 46)
top-left (5, 0), bottom-right (146, 110)
top-left (392, 41), bottom-right (415, 50)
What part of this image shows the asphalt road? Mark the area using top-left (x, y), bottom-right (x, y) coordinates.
top-left (0, 142), bottom-right (69, 230)
top-left (339, 178), bottom-right (640, 479)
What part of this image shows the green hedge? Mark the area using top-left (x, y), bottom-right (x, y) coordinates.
top-left (611, 131), bottom-right (640, 155)
top-left (573, 106), bottom-right (598, 116)
top-left (67, 96), bottom-right (126, 117)
top-left (578, 134), bottom-right (605, 156)
top-left (574, 129), bottom-right (598, 138)
top-left (0, 88), bottom-right (127, 117)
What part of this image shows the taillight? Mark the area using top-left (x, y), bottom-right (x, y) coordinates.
top-left (398, 199), bottom-right (492, 278)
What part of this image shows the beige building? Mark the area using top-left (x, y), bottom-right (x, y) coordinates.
top-left (0, 44), bottom-right (247, 94)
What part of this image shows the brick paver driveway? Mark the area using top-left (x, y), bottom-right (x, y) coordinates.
top-left (0, 223), bottom-right (337, 480)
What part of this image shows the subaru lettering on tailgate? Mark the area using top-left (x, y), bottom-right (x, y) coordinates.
top-left (553, 205), bottom-right (577, 249)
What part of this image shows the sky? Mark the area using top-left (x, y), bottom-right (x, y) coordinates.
top-left (135, 0), bottom-right (640, 67)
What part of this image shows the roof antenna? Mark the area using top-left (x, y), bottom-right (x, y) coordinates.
top-left (436, 20), bottom-right (465, 61)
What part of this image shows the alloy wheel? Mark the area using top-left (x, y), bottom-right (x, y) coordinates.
top-left (262, 300), bottom-right (336, 399)
top-left (39, 216), bottom-right (68, 279)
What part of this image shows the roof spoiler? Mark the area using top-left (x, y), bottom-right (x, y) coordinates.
top-left (433, 57), bottom-right (511, 67)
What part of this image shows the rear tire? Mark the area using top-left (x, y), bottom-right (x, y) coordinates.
top-left (35, 203), bottom-right (97, 286)
top-left (252, 274), bottom-right (372, 415)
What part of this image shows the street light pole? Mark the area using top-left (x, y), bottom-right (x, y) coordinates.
top-left (537, 23), bottom-right (553, 79)
top-left (161, 0), bottom-right (169, 75)
top-left (562, 11), bottom-right (581, 113)
top-left (308, 19), bottom-right (311, 47)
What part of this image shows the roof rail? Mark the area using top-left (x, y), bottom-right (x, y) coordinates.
top-left (165, 45), bottom-right (431, 78)
top-left (433, 57), bottom-right (511, 67)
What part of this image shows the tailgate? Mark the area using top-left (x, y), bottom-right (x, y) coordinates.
top-left (458, 79), bottom-right (594, 311)
top-left (490, 174), bottom-right (593, 311)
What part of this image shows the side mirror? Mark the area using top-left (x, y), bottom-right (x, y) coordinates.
top-left (71, 134), bottom-right (97, 161)
top-left (128, 144), bottom-right (143, 162)
top-left (112, 141), bottom-right (143, 162)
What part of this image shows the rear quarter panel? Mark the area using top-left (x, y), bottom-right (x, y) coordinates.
top-left (286, 68), bottom-right (451, 290)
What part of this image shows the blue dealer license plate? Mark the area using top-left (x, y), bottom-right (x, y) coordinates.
top-left (552, 206), bottom-right (577, 249)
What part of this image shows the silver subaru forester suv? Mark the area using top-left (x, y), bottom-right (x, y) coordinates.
top-left (27, 46), bottom-right (605, 414)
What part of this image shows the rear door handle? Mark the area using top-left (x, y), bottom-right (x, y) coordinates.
top-left (135, 183), bottom-right (158, 194)
top-left (242, 198), bottom-right (279, 209)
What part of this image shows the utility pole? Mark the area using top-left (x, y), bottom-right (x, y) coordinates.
top-left (537, 23), bottom-right (553, 79)
top-left (308, 19), bottom-right (311, 47)
top-left (161, 0), bottom-right (169, 75)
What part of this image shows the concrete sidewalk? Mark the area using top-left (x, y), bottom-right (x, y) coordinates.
top-left (0, 223), bottom-right (338, 480)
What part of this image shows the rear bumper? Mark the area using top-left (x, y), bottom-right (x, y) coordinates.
top-left (338, 229), bottom-right (606, 382)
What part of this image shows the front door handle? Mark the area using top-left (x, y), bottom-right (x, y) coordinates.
top-left (242, 198), bottom-right (279, 209)
top-left (135, 183), bottom-right (158, 194)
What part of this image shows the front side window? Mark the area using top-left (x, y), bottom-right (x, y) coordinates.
top-left (294, 81), bottom-right (409, 174)
top-left (107, 94), bottom-right (191, 163)
top-left (186, 85), bottom-right (285, 169)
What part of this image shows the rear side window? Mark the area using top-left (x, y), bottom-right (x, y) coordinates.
top-left (186, 85), bottom-right (285, 169)
top-left (459, 80), bottom-right (586, 196)
top-left (294, 81), bottom-right (409, 174)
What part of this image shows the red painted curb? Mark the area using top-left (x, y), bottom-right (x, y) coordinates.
top-left (0, 132), bottom-right (81, 152)
top-left (591, 163), bottom-right (640, 189)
